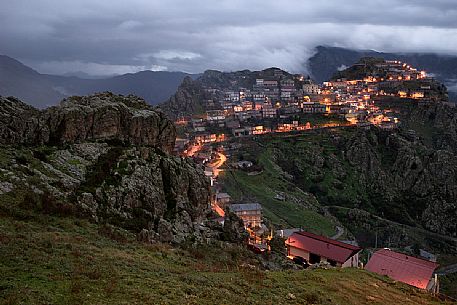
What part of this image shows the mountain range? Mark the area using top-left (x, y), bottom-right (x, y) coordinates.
top-left (3, 46), bottom-right (457, 109)
top-left (0, 55), bottom-right (195, 108)
top-left (308, 46), bottom-right (457, 101)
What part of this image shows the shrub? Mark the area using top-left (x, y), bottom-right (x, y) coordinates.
top-left (32, 150), bottom-right (48, 162)
top-left (15, 154), bottom-right (29, 165)
top-left (41, 192), bottom-right (76, 216)
top-left (21, 191), bottom-right (76, 217)
top-left (98, 224), bottom-right (128, 243)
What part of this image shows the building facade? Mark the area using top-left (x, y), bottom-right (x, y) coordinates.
top-left (228, 203), bottom-right (262, 228)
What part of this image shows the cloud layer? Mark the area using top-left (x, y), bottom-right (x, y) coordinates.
top-left (1, 0), bottom-right (457, 75)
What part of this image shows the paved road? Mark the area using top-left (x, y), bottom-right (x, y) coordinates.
top-left (208, 152), bottom-right (226, 177)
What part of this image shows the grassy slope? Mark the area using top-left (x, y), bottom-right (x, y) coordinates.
top-left (219, 143), bottom-right (336, 236)
top-left (219, 132), bottom-right (457, 299)
top-left (0, 210), bottom-right (452, 305)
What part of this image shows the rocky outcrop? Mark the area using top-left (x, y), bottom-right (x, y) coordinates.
top-left (0, 96), bottom-right (42, 145)
top-left (158, 77), bottom-right (211, 120)
top-left (344, 129), bottom-right (457, 236)
top-left (74, 146), bottom-right (212, 243)
top-left (273, 127), bottom-right (457, 237)
top-left (0, 93), bottom-right (213, 243)
top-left (0, 92), bottom-right (176, 153)
top-left (222, 208), bottom-right (249, 243)
top-left (405, 102), bottom-right (457, 153)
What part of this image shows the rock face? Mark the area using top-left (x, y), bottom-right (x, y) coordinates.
top-left (405, 102), bottom-right (457, 153)
top-left (0, 93), bottom-right (176, 153)
top-left (0, 93), bottom-right (213, 243)
top-left (0, 96), bottom-right (42, 145)
top-left (75, 146), bottom-right (212, 243)
top-left (273, 125), bottom-right (457, 237)
top-left (343, 129), bottom-right (457, 236)
top-left (158, 76), bottom-right (211, 120)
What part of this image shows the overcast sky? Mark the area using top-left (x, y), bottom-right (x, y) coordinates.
top-left (1, 0), bottom-right (457, 76)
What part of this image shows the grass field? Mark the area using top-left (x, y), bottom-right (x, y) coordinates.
top-left (0, 208), bottom-right (453, 305)
top-left (220, 142), bottom-right (340, 237)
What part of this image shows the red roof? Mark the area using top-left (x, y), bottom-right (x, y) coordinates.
top-left (286, 231), bottom-right (361, 263)
top-left (365, 249), bottom-right (438, 289)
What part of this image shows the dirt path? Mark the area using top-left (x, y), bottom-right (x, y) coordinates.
top-left (331, 226), bottom-right (345, 240)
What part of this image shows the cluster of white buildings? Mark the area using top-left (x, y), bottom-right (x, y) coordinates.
top-left (175, 61), bottom-right (442, 157)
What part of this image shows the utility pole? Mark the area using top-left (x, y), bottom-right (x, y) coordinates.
top-left (375, 231), bottom-right (378, 249)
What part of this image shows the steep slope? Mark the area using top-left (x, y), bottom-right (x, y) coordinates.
top-left (158, 76), bottom-right (213, 120)
top-left (0, 212), bottom-right (452, 305)
top-left (269, 126), bottom-right (457, 238)
top-left (0, 55), bottom-right (65, 108)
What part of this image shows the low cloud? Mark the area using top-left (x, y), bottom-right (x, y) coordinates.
top-left (32, 61), bottom-right (167, 76)
top-left (1, 0), bottom-right (457, 75)
top-left (337, 65), bottom-right (348, 71)
top-left (152, 50), bottom-right (202, 61)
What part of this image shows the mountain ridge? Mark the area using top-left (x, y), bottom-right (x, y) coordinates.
top-left (0, 55), bottom-right (196, 108)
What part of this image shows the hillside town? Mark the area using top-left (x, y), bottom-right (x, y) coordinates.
top-left (172, 58), bottom-right (444, 212)
top-left (167, 59), bottom-right (449, 295)
top-left (174, 59), bottom-right (443, 154)
top-left (173, 59), bottom-right (443, 191)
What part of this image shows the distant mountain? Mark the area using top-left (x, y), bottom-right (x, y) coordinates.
top-left (0, 55), bottom-right (66, 108)
top-left (308, 46), bottom-right (457, 101)
top-left (0, 55), bottom-right (196, 108)
top-left (61, 71), bottom-right (109, 79)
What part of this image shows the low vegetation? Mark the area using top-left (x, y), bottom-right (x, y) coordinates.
top-left (219, 139), bottom-right (336, 236)
top-left (0, 202), bottom-right (452, 305)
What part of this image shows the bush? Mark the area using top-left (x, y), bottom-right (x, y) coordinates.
top-left (32, 150), bottom-right (48, 162)
top-left (98, 224), bottom-right (129, 243)
top-left (269, 236), bottom-right (286, 254)
top-left (15, 154), bottom-right (29, 165)
top-left (41, 192), bottom-right (76, 216)
top-left (21, 191), bottom-right (76, 217)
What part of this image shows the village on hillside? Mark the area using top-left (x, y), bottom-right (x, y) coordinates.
top-left (175, 58), bottom-right (443, 149)
top-left (170, 59), bottom-right (448, 294)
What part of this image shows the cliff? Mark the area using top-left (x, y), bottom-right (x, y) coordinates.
top-left (1, 93), bottom-right (176, 152)
top-left (0, 93), bottom-right (215, 243)
top-left (158, 76), bottom-right (211, 120)
top-left (270, 126), bottom-right (457, 238)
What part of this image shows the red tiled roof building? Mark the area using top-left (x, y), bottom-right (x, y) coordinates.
top-left (365, 249), bottom-right (439, 290)
top-left (286, 231), bottom-right (362, 267)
